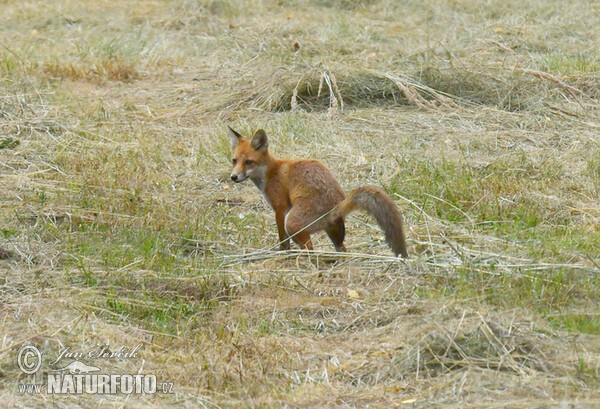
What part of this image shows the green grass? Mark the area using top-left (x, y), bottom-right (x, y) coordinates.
top-left (544, 54), bottom-right (600, 76)
top-left (548, 313), bottom-right (600, 335)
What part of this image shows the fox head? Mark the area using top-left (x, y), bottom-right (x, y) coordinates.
top-left (228, 126), bottom-right (269, 183)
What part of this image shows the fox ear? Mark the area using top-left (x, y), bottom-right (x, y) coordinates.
top-left (227, 126), bottom-right (243, 149)
top-left (250, 129), bottom-right (268, 152)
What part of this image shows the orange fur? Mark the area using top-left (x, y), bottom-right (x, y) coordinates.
top-left (228, 127), bottom-right (408, 257)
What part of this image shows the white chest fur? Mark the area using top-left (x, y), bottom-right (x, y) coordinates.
top-left (249, 165), bottom-right (270, 207)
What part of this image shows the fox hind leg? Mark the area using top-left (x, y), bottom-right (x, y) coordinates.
top-left (284, 207), bottom-right (314, 250)
top-left (326, 217), bottom-right (346, 252)
top-left (290, 230), bottom-right (313, 250)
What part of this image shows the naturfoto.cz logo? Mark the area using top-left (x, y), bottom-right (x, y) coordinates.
top-left (16, 344), bottom-right (174, 395)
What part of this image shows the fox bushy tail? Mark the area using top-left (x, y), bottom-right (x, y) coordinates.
top-left (332, 186), bottom-right (408, 257)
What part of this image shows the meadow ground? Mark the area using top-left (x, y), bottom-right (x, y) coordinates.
top-left (1, 0), bottom-right (600, 407)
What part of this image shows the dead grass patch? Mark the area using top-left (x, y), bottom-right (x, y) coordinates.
top-left (42, 58), bottom-right (138, 82)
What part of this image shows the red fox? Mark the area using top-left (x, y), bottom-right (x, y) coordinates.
top-left (227, 126), bottom-right (408, 257)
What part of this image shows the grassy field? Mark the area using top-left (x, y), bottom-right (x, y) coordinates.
top-left (1, 0), bottom-right (600, 407)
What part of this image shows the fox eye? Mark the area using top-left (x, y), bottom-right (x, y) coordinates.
top-left (245, 160), bottom-right (254, 166)
top-left (232, 159), bottom-right (237, 165)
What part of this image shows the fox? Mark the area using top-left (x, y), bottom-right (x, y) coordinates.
top-left (227, 126), bottom-right (408, 257)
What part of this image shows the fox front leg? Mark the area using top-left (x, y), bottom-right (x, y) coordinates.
top-left (274, 207), bottom-right (290, 250)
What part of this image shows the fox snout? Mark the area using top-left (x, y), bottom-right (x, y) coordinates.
top-left (230, 171), bottom-right (248, 182)
top-left (231, 161), bottom-right (256, 183)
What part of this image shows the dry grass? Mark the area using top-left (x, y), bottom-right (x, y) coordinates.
top-left (1, 0), bottom-right (600, 407)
